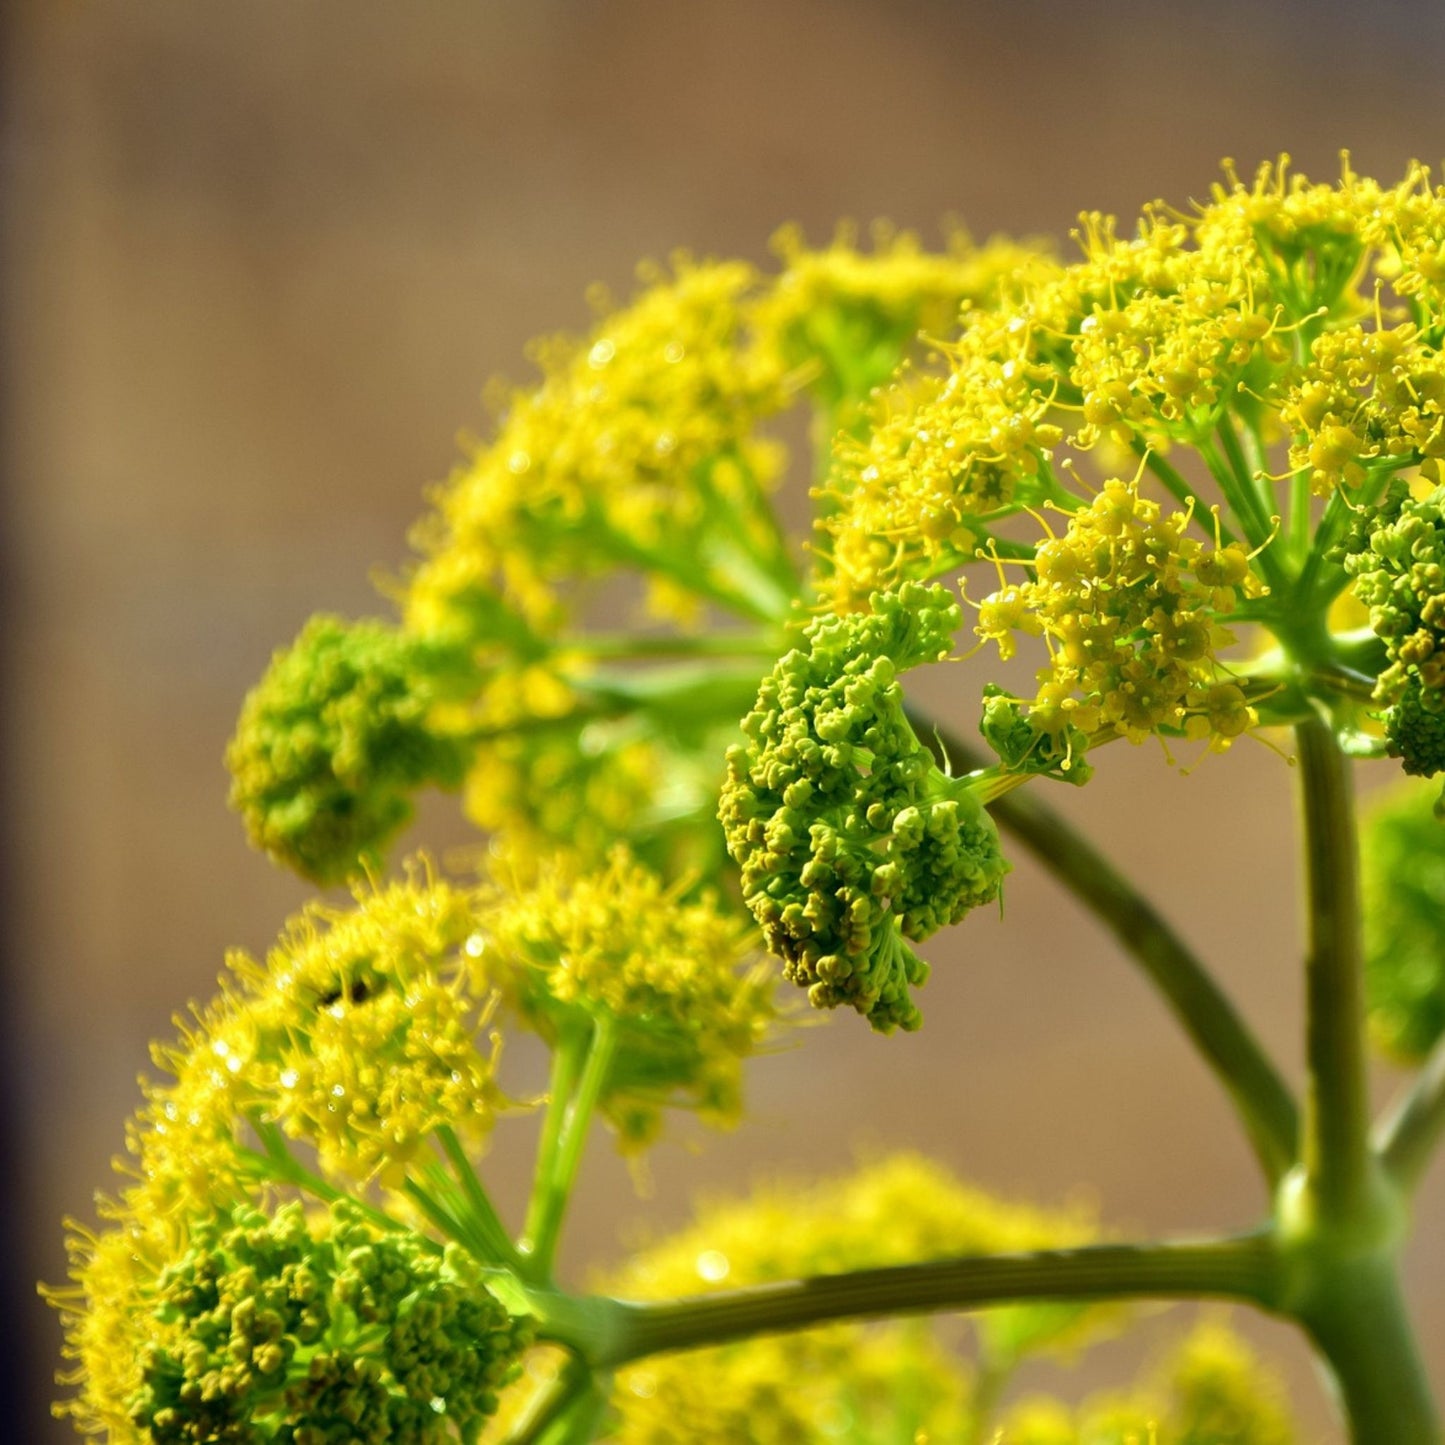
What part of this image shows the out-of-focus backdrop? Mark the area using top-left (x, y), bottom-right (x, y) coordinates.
top-left (4, 2), bottom-right (1444, 1439)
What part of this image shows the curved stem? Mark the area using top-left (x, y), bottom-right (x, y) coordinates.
top-left (1296, 716), bottom-right (1372, 1225)
top-left (502, 1357), bottom-right (610, 1445)
top-left (916, 714), bottom-right (1299, 1184)
top-left (1376, 1030), bottom-right (1445, 1192)
top-left (592, 1235), bottom-right (1278, 1369)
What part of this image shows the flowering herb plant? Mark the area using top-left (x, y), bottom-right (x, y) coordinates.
top-left (48, 159), bottom-right (1445, 1443)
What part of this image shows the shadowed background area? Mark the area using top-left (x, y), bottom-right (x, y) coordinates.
top-left (4, 2), bottom-right (1445, 1439)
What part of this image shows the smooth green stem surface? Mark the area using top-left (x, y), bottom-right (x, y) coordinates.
top-left (1377, 1031), bottom-right (1445, 1192)
top-left (1295, 1255), bottom-right (1440, 1445)
top-left (594, 1235), bottom-right (1277, 1368)
top-left (520, 1024), bottom-right (589, 1276)
top-left (919, 716), bottom-right (1299, 1183)
top-left (503, 1357), bottom-right (610, 1445)
top-left (1296, 716), bottom-right (1372, 1225)
top-left (521, 1018), bottom-right (617, 1283)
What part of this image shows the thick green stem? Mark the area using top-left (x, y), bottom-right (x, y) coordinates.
top-left (1296, 716), bottom-right (1372, 1225)
top-left (592, 1235), bottom-right (1277, 1368)
top-left (917, 716), bottom-right (1298, 1183)
top-left (1291, 1253), bottom-right (1440, 1445)
top-left (1377, 1030), bottom-right (1445, 1192)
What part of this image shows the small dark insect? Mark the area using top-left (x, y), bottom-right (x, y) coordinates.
top-left (317, 978), bottom-right (373, 1008)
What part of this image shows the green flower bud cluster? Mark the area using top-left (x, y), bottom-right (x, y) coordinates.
top-left (1344, 483), bottom-right (1445, 777)
top-left (1362, 779), bottom-right (1445, 1062)
top-left (131, 1200), bottom-right (529, 1445)
top-left (720, 583), bottom-right (1008, 1031)
top-left (227, 617), bottom-right (474, 884)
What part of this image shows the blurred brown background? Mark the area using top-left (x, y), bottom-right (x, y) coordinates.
top-left (4, 2), bottom-right (1445, 1439)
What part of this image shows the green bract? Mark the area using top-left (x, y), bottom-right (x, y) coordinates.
top-left (719, 582), bottom-right (1008, 1031)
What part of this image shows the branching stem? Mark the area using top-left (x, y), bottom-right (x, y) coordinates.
top-left (1376, 1030), bottom-right (1445, 1192)
top-left (916, 714), bottom-right (1299, 1183)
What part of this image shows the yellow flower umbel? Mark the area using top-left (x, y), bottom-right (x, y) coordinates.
top-left (50, 847), bottom-right (785, 1436)
top-left (974, 476), bottom-right (1266, 758)
top-left (596, 1154), bottom-right (1108, 1445)
top-left (813, 160), bottom-right (1445, 792)
top-left (1000, 1318), bottom-right (1296, 1444)
top-left (221, 870), bottom-right (505, 1189)
top-left (227, 229), bottom-right (1053, 891)
top-left (49, 870), bottom-right (515, 1434)
top-left (482, 847), bottom-right (776, 1152)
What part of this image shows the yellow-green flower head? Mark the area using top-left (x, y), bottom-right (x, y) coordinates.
top-left (223, 870), bottom-right (504, 1189)
top-left (1362, 778), bottom-right (1445, 1062)
top-left (227, 616), bottom-right (473, 885)
top-left (51, 1201), bottom-right (532, 1445)
top-left (757, 221), bottom-right (1057, 416)
top-left (606, 1324), bottom-right (970, 1445)
top-left (481, 847), bottom-right (776, 1148)
top-left (120, 1200), bottom-right (527, 1445)
top-left (721, 583), bottom-right (1008, 1032)
top-left (601, 1154), bottom-right (1105, 1443)
top-left (405, 255), bottom-right (791, 640)
top-left (405, 231), bottom-right (1055, 644)
top-left (999, 1319), bottom-right (1296, 1444)
top-left (118, 870), bottom-right (501, 1212)
top-left (976, 477), bottom-right (1266, 758)
top-left (822, 309), bottom-right (1068, 603)
top-left (48, 1222), bottom-right (171, 1443)
top-left (1344, 481), bottom-right (1445, 776)
top-left (818, 158), bottom-right (1445, 609)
